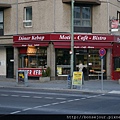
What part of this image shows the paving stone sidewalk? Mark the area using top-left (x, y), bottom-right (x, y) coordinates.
top-left (0, 77), bottom-right (120, 94)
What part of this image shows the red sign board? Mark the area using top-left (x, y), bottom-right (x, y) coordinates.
top-left (18, 68), bottom-right (46, 77)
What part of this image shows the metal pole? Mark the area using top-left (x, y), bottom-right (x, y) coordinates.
top-left (101, 57), bottom-right (103, 91)
top-left (16, 0), bottom-right (18, 34)
top-left (70, 0), bottom-right (74, 88)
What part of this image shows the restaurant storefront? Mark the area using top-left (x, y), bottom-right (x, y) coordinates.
top-left (13, 33), bottom-right (120, 80)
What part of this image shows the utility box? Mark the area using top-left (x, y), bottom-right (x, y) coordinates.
top-left (16, 70), bottom-right (28, 86)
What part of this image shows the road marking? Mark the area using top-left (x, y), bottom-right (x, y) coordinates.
top-left (11, 95), bottom-right (19, 97)
top-left (44, 97), bottom-right (53, 99)
top-left (10, 111), bottom-right (21, 114)
top-left (43, 104), bottom-right (51, 107)
top-left (21, 96), bottom-right (30, 98)
top-left (60, 101), bottom-right (67, 104)
top-left (74, 99), bottom-right (80, 101)
top-left (33, 96), bottom-right (42, 99)
top-left (1, 94), bottom-right (8, 96)
top-left (51, 102), bottom-right (59, 105)
top-left (22, 108), bottom-right (32, 111)
top-left (33, 106), bottom-right (42, 109)
top-left (81, 98), bottom-right (86, 100)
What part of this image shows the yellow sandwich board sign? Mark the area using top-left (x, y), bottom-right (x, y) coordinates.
top-left (72, 71), bottom-right (83, 86)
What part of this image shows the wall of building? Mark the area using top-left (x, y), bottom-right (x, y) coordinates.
top-left (3, 0), bottom-right (120, 35)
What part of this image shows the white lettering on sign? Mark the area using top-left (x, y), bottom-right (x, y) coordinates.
top-left (77, 35), bottom-right (88, 41)
top-left (92, 36), bottom-right (106, 40)
top-left (18, 35), bottom-right (45, 41)
top-left (59, 35), bottom-right (70, 40)
top-left (32, 36), bottom-right (44, 41)
top-left (33, 70), bottom-right (41, 75)
top-left (28, 70), bottom-right (32, 75)
top-left (18, 36), bottom-right (31, 40)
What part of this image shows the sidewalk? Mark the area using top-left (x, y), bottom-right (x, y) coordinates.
top-left (0, 77), bottom-right (120, 94)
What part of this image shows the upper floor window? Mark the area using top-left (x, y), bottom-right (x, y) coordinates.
top-left (74, 6), bottom-right (92, 33)
top-left (23, 6), bottom-right (32, 27)
top-left (0, 11), bottom-right (3, 36)
top-left (74, 6), bottom-right (91, 27)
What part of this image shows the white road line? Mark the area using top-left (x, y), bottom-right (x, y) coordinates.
top-left (60, 101), bottom-right (67, 104)
top-left (51, 102), bottom-right (59, 105)
top-left (74, 99), bottom-right (80, 101)
top-left (81, 98), bottom-right (86, 100)
top-left (33, 106), bottom-right (42, 109)
top-left (33, 96), bottom-right (42, 99)
top-left (56, 98), bottom-right (66, 100)
top-left (1, 94), bottom-right (8, 96)
top-left (43, 104), bottom-right (51, 107)
top-left (10, 111), bottom-right (21, 114)
top-left (11, 95), bottom-right (19, 97)
top-left (44, 97), bottom-right (53, 99)
top-left (21, 96), bottom-right (30, 98)
top-left (22, 108), bottom-right (32, 111)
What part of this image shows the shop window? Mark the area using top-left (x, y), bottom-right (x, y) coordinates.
top-left (23, 6), bottom-right (32, 27)
top-left (0, 10), bottom-right (3, 36)
top-left (19, 47), bottom-right (47, 68)
top-left (114, 57), bottom-right (120, 71)
top-left (56, 49), bottom-right (70, 76)
top-left (74, 6), bottom-right (92, 33)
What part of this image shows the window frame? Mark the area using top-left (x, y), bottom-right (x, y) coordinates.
top-left (23, 6), bottom-right (32, 27)
top-left (0, 10), bottom-right (4, 36)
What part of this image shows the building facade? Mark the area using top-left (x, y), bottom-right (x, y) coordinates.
top-left (0, 0), bottom-right (120, 80)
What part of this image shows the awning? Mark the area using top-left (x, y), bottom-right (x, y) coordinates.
top-left (74, 42), bottom-right (113, 48)
top-left (13, 42), bottom-right (49, 47)
top-left (54, 42), bottom-right (71, 48)
top-left (53, 42), bottom-right (113, 49)
top-left (0, 3), bottom-right (11, 8)
top-left (62, 0), bottom-right (101, 5)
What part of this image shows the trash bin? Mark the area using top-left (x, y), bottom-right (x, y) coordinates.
top-left (67, 74), bottom-right (71, 89)
top-left (16, 70), bottom-right (28, 86)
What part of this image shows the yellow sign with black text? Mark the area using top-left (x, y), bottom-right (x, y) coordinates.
top-left (72, 72), bottom-right (83, 86)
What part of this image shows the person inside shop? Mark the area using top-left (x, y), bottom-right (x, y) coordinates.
top-left (78, 60), bottom-right (84, 84)
top-left (78, 60), bottom-right (84, 72)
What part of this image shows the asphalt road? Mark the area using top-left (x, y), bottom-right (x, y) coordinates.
top-left (0, 87), bottom-right (120, 120)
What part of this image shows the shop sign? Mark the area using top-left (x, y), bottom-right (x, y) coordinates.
top-left (14, 34), bottom-right (115, 43)
top-left (72, 72), bottom-right (83, 86)
top-left (18, 68), bottom-right (43, 77)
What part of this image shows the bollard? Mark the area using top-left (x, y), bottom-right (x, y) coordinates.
top-left (67, 75), bottom-right (71, 89)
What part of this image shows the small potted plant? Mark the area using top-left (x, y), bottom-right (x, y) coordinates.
top-left (40, 67), bottom-right (51, 82)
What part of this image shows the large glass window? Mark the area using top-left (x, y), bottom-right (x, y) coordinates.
top-left (19, 47), bottom-right (47, 68)
top-left (56, 49), bottom-right (70, 75)
top-left (23, 6), bottom-right (32, 27)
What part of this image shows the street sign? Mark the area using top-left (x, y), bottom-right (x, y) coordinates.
top-left (99, 48), bottom-right (106, 56)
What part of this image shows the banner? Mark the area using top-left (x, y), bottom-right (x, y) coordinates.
top-left (72, 71), bottom-right (83, 86)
